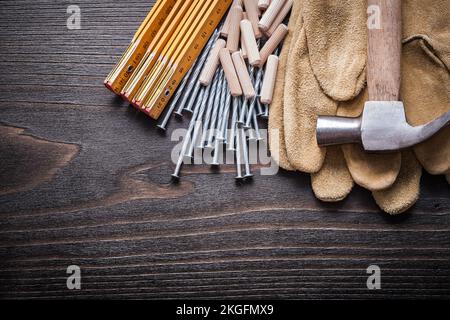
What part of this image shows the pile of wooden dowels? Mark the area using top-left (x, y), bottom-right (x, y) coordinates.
top-left (161, 0), bottom-right (292, 180)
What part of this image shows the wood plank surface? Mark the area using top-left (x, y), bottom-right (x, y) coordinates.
top-left (0, 0), bottom-right (449, 300)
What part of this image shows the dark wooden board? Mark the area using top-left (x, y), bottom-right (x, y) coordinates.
top-left (0, 0), bottom-right (449, 300)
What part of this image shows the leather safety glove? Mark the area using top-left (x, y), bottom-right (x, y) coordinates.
top-left (272, 0), bottom-right (403, 205)
top-left (270, 0), bottom-right (449, 214)
top-left (401, 0), bottom-right (450, 175)
top-left (268, 0), bottom-right (301, 171)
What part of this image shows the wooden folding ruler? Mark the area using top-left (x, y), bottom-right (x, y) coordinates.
top-left (104, 0), bottom-right (176, 94)
top-left (132, 0), bottom-right (207, 106)
top-left (142, 0), bottom-right (232, 119)
top-left (122, 0), bottom-right (198, 103)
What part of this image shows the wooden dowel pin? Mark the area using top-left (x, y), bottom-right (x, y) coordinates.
top-left (260, 55), bottom-right (278, 104)
top-left (231, 51), bottom-right (256, 99)
top-left (242, 0), bottom-right (262, 38)
top-left (199, 39), bottom-right (227, 86)
top-left (219, 48), bottom-right (243, 96)
top-left (240, 19), bottom-right (261, 66)
top-left (227, 5), bottom-right (243, 53)
top-left (258, 0), bottom-right (271, 11)
top-left (240, 12), bottom-right (248, 59)
top-left (265, 0), bottom-right (292, 37)
top-left (221, 0), bottom-right (243, 37)
top-left (259, 23), bottom-right (288, 66)
top-left (259, 0), bottom-right (286, 32)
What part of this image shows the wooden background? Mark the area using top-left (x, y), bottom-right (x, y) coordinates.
top-left (0, 0), bottom-right (449, 300)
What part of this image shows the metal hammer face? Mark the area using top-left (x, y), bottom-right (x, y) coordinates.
top-left (317, 102), bottom-right (450, 152)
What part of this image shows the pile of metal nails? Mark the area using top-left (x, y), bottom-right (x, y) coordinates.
top-left (157, 0), bottom-right (292, 181)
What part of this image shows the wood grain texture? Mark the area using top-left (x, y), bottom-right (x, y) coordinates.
top-left (0, 0), bottom-right (449, 300)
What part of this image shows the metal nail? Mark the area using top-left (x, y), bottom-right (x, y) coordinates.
top-left (235, 123), bottom-right (244, 180)
top-left (219, 87), bottom-right (232, 141)
top-left (255, 68), bottom-right (265, 116)
top-left (240, 127), bottom-right (253, 179)
top-left (157, 64), bottom-right (194, 130)
top-left (183, 90), bottom-right (206, 162)
top-left (183, 81), bottom-right (203, 114)
top-left (238, 97), bottom-right (248, 127)
top-left (248, 127), bottom-right (257, 142)
top-left (205, 70), bottom-right (224, 149)
top-left (227, 96), bottom-right (240, 151)
top-left (197, 75), bottom-right (221, 149)
top-left (252, 106), bottom-right (262, 140)
top-left (172, 73), bottom-right (217, 180)
top-left (174, 30), bottom-right (219, 116)
top-left (215, 72), bottom-right (228, 140)
top-left (211, 138), bottom-right (221, 166)
top-left (185, 70), bottom-right (220, 159)
top-left (262, 101), bottom-right (269, 119)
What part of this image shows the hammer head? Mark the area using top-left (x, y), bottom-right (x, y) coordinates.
top-left (361, 101), bottom-right (413, 151)
top-left (317, 101), bottom-right (450, 152)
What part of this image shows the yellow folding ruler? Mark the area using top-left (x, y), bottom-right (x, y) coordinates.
top-left (132, 0), bottom-right (207, 106)
top-left (121, 0), bottom-right (197, 103)
top-left (104, 0), bottom-right (176, 94)
top-left (143, 0), bottom-right (232, 119)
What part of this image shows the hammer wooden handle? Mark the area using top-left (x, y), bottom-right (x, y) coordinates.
top-left (220, 48), bottom-right (243, 96)
top-left (367, 0), bottom-right (402, 101)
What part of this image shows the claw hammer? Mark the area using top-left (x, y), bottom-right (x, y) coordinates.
top-left (316, 0), bottom-right (449, 152)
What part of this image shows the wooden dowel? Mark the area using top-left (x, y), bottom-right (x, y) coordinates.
top-left (220, 48), bottom-right (243, 96)
top-left (260, 55), bottom-right (278, 104)
top-left (242, 0), bottom-right (262, 38)
top-left (265, 0), bottom-right (292, 37)
top-left (199, 39), bottom-right (227, 86)
top-left (240, 19), bottom-right (261, 66)
top-left (221, 0), bottom-right (243, 38)
top-left (259, 23), bottom-right (288, 66)
top-left (259, 0), bottom-right (286, 32)
top-left (258, 0), bottom-right (270, 11)
top-left (227, 5), bottom-right (243, 53)
top-left (241, 12), bottom-right (248, 59)
top-left (232, 51), bottom-right (256, 99)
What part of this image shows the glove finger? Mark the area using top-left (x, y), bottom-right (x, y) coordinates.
top-left (268, 0), bottom-right (302, 171)
top-left (404, 0), bottom-right (450, 68)
top-left (372, 150), bottom-right (422, 215)
top-left (337, 89), bottom-right (402, 191)
top-left (302, 0), bottom-right (367, 101)
top-left (402, 38), bottom-right (450, 175)
top-left (284, 23), bottom-right (336, 173)
top-left (311, 146), bottom-right (354, 202)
